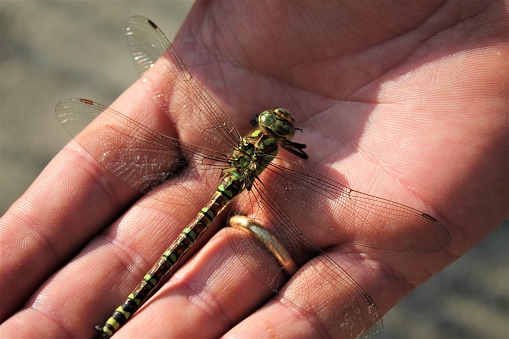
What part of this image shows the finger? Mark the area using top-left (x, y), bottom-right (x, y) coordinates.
top-left (0, 183), bottom-right (209, 337)
top-left (222, 248), bottom-right (377, 338)
top-left (0, 208), bottom-right (278, 337)
top-left (108, 229), bottom-right (386, 338)
top-left (109, 227), bottom-right (279, 338)
top-left (0, 140), bottom-right (129, 321)
top-left (0, 81), bottom-right (172, 321)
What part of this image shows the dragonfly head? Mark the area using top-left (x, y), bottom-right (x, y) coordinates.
top-left (257, 107), bottom-right (296, 141)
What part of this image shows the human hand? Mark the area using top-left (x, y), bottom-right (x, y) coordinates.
top-left (1, 1), bottom-right (508, 337)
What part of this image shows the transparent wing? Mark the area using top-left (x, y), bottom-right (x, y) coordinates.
top-left (125, 15), bottom-right (241, 154)
top-left (226, 155), bottom-right (450, 335)
top-left (228, 184), bottom-right (383, 338)
top-left (56, 98), bottom-right (226, 205)
top-left (264, 157), bottom-right (451, 252)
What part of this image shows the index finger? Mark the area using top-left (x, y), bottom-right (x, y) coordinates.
top-left (0, 81), bottom-right (167, 322)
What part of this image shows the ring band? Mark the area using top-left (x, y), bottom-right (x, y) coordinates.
top-left (228, 215), bottom-right (298, 277)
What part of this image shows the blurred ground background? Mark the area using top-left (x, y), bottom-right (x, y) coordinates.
top-left (1, 2), bottom-right (507, 338)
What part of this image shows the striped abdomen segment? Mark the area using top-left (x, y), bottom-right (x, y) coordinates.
top-left (95, 174), bottom-right (243, 338)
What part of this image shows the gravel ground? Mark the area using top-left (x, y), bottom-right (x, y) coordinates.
top-left (1, 2), bottom-right (507, 338)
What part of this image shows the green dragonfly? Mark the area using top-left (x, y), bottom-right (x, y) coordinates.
top-left (55, 16), bottom-right (451, 338)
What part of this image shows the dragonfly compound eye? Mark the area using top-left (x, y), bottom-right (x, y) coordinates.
top-left (258, 108), bottom-right (296, 140)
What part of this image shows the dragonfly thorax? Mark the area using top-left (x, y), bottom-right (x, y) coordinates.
top-left (223, 108), bottom-right (304, 191)
top-left (226, 129), bottom-right (279, 190)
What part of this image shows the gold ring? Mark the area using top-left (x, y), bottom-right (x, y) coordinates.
top-left (228, 215), bottom-right (298, 277)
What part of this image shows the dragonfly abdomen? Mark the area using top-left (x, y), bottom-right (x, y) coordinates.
top-left (95, 173), bottom-right (244, 338)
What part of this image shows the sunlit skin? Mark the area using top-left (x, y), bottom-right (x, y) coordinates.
top-left (1, 1), bottom-right (508, 337)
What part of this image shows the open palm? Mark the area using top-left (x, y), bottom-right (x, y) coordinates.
top-left (1, 1), bottom-right (507, 338)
